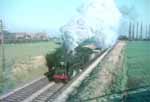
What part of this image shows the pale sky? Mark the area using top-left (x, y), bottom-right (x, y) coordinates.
top-left (0, 0), bottom-right (83, 32)
top-left (116, 0), bottom-right (150, 23)
top-left (0, 0), bottom-right (150, 33)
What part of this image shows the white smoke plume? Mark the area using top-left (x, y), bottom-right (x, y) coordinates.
top-left (61, 0), bottom-right (122, 53)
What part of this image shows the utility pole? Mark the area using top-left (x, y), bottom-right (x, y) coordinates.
top-left (0, 19), bottom-right (5, 75)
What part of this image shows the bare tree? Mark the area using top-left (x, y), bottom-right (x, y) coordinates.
top-left (136, 22), bottom-right (139, 40)
top-left (132, 23), bottom-right (135, 40)
top-left (128, 22), bottom-right (132, 40)
top-left (146, 24), bottom-right (148, 39)
top-left (140, 22), bottom-right (143, 40)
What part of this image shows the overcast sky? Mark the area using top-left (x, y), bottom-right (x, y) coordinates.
top-left (0, 0), bottom-right (150, 33)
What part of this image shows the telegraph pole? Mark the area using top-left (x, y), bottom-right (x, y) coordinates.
top-left (0, 19), bottom-right (5, 75)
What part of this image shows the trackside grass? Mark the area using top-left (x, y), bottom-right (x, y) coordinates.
top-left (0, 41), bottom-right (59, 95)
top-left (125, 41), bottom-right (150, 89)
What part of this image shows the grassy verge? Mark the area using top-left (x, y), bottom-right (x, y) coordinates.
top-left (110, 47), bottom-right (127, 93)
top-left (0, 41), bottom-right (59, 95)
top-left (125, 41), bottom-right (150, 89)
top-left (67, 42), bottom-right (126, 102)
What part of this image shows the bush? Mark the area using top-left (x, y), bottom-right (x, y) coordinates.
top-left (119, 35), bottom-right (128, 40)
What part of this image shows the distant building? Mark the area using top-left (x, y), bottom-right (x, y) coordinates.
top-left (14, 32), bottom-right (49, 41)
top-left (15, 32), bottom-right (29, 39)
top-left (33, 32), bottom-right (49, 40)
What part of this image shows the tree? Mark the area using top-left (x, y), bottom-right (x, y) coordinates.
top-left (140, 23), bottom-right (143, 40)
top-left (128, 22), bottom-right (132, 40)
top-left (136, 22), bottom-right (139, 40)
top-left (132, 23), bottom-right (135, 40)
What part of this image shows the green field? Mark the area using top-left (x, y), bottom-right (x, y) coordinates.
top-left (109, 41), bottom-right (150, 102)
top-left (0, 41), bottom-right (59, 95)
top-left (125, 41), bottom-right (150, 89)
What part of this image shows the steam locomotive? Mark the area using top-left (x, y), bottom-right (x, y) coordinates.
top-left (46, 44), bottom-right (103, 82)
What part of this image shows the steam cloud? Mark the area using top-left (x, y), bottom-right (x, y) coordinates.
top-left (61, 0), bottom-right (122, 53)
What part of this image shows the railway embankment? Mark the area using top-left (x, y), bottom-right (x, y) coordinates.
top-left (65, 41), bottom-right (126, 102)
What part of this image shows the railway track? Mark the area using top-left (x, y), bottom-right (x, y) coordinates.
top-left (0, 47), bottom-right (111, 102)
top-left (0, 77), bottom-right (49, 102)
top-left (25, 83), bottom-right (64, 102)
top-left (0, 76), bottom-right (65, 102)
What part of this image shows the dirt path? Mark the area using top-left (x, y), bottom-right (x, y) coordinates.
top-left (68, 41), bottom-right (126, 102)
top-left (96, 41), bottom-right (126, 95)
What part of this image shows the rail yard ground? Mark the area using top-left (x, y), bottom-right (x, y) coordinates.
top-left (67, 41), bottom-right (150, 102)
top-left (0, 41), bottom-right (59, 95)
